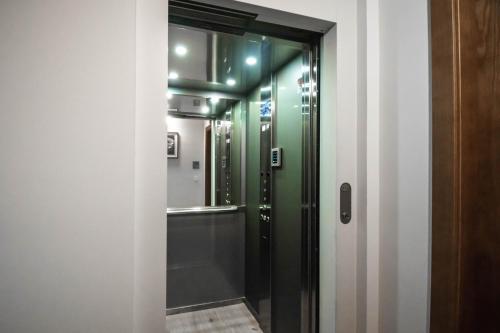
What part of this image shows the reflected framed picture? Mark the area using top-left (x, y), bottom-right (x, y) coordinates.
top-left (167, 132), bottom-right (179, 159)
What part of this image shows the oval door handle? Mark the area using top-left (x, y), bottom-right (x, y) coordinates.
top-left (340, 183), bottom-right (351, 224)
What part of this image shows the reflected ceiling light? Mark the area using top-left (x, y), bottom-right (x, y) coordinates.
top-left (175, 45), bottom-right (188, 56)
top-left (201, 106), bottom-right (210, 113)
top-left (210, 96), bottom-right (220, 104)
top-left (168, 71), bottom-right (179, 80)
top-left (260, 86), bottom-right (271, 92)
top-left (166, 92), bottom-right (173, 100)
top-left (245, 56), bottom-right (257, 66)
top-left (226, 78), bottom-right (236, 86)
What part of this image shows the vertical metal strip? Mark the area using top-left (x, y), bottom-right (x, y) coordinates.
top-left (300, 42), bottom-right (320, 333)
top-left (257, 38), bottom-right (273, 333)
top-left (300, 46), bottom-right (311, 333)
top-left (310, 43), bottom-right (320, 333)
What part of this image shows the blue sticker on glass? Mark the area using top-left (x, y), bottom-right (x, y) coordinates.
top-left (260, 99), bottom-right (272, 117)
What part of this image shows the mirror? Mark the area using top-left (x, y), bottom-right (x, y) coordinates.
top-left (167, 92), bottom-right (245, 208)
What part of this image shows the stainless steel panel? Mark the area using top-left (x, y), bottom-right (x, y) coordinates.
top-left (166, 210), bottom-right (245, 309)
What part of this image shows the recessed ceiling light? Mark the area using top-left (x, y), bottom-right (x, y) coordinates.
top-left (226, 78), bottom-right (236, 86)
top-left (210, 96), bottom-right (220, 104)
top-left (245, 56), bottom-right (257, 66)
top-left (175, 45), bottom-right (188, 56)
top-left (168, 71), bottom-right (179, 80)
top-left (201, 106), bottom-right (210, 113)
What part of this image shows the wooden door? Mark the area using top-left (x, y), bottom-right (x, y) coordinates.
top-left (430, 0), bottom-right (500, 332)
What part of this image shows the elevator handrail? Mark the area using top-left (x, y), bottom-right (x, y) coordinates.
top-left (166, 205), bottom-right (240, 215)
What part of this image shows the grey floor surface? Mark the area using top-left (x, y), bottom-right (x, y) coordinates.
top-left (166, 302), bottom-right (263, 333)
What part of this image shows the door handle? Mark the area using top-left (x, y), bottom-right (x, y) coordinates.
top-left (340, 183), bottom-right (351, 224)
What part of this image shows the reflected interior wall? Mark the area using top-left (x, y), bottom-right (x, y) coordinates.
top-left (167, 117), bottom-right (208, 207)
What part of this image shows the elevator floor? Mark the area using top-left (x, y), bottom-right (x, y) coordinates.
top-left (166, 302), bottom-right (262, 333)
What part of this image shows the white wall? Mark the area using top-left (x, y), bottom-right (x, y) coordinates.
top-left (319, 29), bottom-right (338, 333)
top-left (134, 0), bottom-right (168, 332)
top-left (376, 0), bottom-right (431, 332)
top-left (167, 118), bottom-right (207, 207)
top-left (0, 0), bottom-right (168, 332)
top-left (0, 0), bottom-right (136, 332)
top-left (366, 0), bottom-right (381, 331)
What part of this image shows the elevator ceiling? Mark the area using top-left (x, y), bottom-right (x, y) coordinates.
top-left (168, 24), bottom-right (306, 95)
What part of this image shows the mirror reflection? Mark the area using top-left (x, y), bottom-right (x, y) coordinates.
top-left (167, 93), bottom-right (244, 208)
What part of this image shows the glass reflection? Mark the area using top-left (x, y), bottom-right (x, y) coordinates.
top-left (167, 93), bottom-right (243, 208)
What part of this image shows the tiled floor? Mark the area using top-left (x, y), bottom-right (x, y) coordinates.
top-left (166, 302), bottom-right (263, 333)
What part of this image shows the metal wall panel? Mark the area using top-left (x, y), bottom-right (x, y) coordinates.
top-left (167, 210), bottom-right (245, 309)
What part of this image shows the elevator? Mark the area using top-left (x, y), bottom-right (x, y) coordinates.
top-left (166, 1), bottom-right (321, 332)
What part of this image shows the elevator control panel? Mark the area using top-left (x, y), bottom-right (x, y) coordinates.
top-left (271, 147), bottom-right (282, 168)
top-left (259, 205), bottom-right (271, 241)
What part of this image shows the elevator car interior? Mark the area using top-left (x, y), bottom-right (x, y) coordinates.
top-left (166, 2), bottom-right (322, 332)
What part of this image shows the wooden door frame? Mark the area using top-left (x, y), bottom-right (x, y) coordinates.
top-left (430, 0), bottom-right (461, 330)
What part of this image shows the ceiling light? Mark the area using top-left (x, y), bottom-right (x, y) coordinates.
top-left (168, 71), bottom-right (179, 80)
top-left (210, 96), bottom-right (220, 104)
top-left (245, 56), bottom-right (257, 66)
top-left (201, 106), bottom-right (210, 113)
top-left (166, 92), bottom-right (173, 100)
top-left (226, 78), bottom-right (236, 86)
top-left (260, 86), bottom-right (271, 92)
top-left (175, 45), bottom-right (188, 56)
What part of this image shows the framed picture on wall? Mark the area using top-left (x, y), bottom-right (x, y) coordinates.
top-left (167, 132), bottom-right (179, 159)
